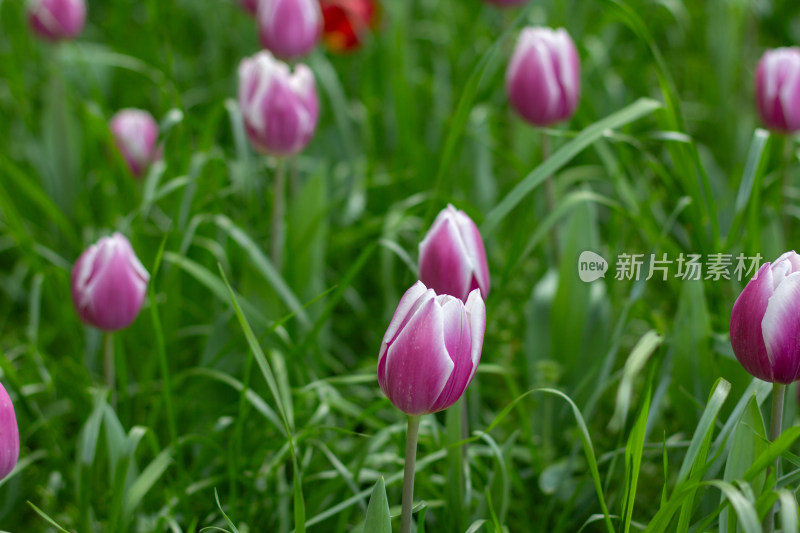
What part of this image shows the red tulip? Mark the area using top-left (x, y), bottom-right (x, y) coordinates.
top-left (320, 0), bottom-right (379, 53)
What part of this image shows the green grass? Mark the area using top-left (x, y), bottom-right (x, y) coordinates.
top-left (2, 0), bottom-right (800, 531)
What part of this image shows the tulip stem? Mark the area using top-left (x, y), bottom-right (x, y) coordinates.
top-left (541, 132), bottom-right (559, 262)
top-left (765, 382), bottom-right (786, 533)
top-left (271, 158), bottom-right (286, 271)
top-left (401, 415), bottom-right (421, 533)
top-left (104, 332), bottom-right (116, 407)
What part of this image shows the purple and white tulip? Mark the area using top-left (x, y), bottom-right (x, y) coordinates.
top-left (506, 26), bottom-right (581, 126)
top-left (71, 233), bottom-right (150, 332)
top-left (28, 0), bottom-right (86, 42)
top-left (258, 0), bottom-right (322, 60)
top-left (238, 50), bottom-right (319, 156)
top-left (419, 205), bottom-right (490, 302)
top-left (110, 109), bottom-right (160, 178)
top-left (755, 47), bottom-right (800, 133)
top-left (0, 382), bottom-right (18, 482)
top-left (378, 282), bottom-right (486, 416)
top-left (731, 251), bottom-right (800, 383)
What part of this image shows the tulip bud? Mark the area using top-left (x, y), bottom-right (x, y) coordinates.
top-left (238, 51), bottom-right (319, 156)
top-left (754, 47), bottom-right (800, 133)
top-left (110, 109), bottom-right (160, 178)
top-left (378, 282), bottom-right (486, 416)
top-left (320, 0), bottom-right (379, 53)
top-left (0, 382), bottom-right (19, 482)
top-left (506, 26), bottom-right (581, 126)
top-left (71, 233), bottom-right (150, 332)
top-left (731, 251), bottom-right (800, 383)
top-left (258, 0), bottom-right (322, 60)
top-left (239, 0), bottom-right (258, 15)
top-left (419, 205), bottom-right (490, 303)
top-left (28, 0), bottom-right (86, 42)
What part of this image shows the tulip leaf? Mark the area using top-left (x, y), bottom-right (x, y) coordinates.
top-left (363, 478), bottom-right (391, 533)
top-left (120, 448), bottom-right (173, 526)
top-left (621, 373), bottom-right (652, 533)
top-left (743, 426), bottom-right (800, 482)
top-left (720, 393), bottom-right (766, 533)
top-left (482, 97), bottom-right (661, 234)
top-left (706, 481), bottom-right (761, 533)
top-left (609, 330), bottom-right (662, 432)
top-left (778, 489), bottom-right (799, 533)
top-left (218, 265), bottom-right (306, 532)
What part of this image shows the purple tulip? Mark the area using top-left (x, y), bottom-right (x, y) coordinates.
top-left (755, 47), bottom-right (800, 133)
top-left (240, 0), bottom-right (258, 15)
top-left (378, 282), bottom-right (486, 416)
top-left (506, 26), bottom-right (581, 126)
top-left (71, 233), bottom-right (150, 332)
top-left (419, 205), bottom-right (490, 303)
top-left (28, 0), bottom-right (86, 42)
top-left (238, 51), bottom-right (319, 156)
top-left (258, 0), bottom-right (322, 60)
top-left (731, 251), bottom-right (800, 383)
top-left (0, 382), bottom-right (19, 482)
top-left (110, 109), bottom-right (160, 178)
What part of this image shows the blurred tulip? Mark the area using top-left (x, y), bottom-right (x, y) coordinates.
top-left (239, 0), bottom-right (258, 15)
top-left (378, 282), bottom-right (486, 416)
top-left (755, 47), bottom-right (800, 133)
top-left (320, 0), bottom-right (379, 53)
top-left (419, 205), bottom-right (490, 302)
top-left (110, 109), bottom-right (160, 178)
top-left (0, 382), bottom-right (18, 482)
top-left (258, 0), bottom-right (321, 59)
top-left (484, 0), bottom-right (528, 5)
top-left (28, 0), bottom-right (86, 42)
top-left (506, 26), bottom-right (580, 126)
top-left (71, 233), bottom-right (150, 332)
top-left (238, 50), bottom-right (319, 156)
top-left (731, 251), bottom-right (800, 383)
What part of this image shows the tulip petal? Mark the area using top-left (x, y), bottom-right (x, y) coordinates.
top-left (383, 297), bottom-right (454, 415)
top-left (454, 207), bottom-right (490, 298)
top-left (761, 272), bottom-right (800, 383)
top-left (0, 382), bottom-right (19, 481)
top-left (419, 213), bottom-right (474, 301)
top-left (378, 282), bottom-right (430, 391)
top-left (429, 296), bottom-right (472, 412)
top-left (731, 263), bottom-right (774, 381)
top-left (464, 289), bottom-right (486, 384)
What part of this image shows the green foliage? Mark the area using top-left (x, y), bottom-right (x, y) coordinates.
top-left (3, 0), bottom-right (800, 531)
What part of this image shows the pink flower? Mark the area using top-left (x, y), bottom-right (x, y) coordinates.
top-left (28, 0), bottom-right (86, 42)
top-left (0, 382), bottom-right (18, 482)
top-left (238, 51), bottom-right (319, 156)
top-left (755, 47), bottom-right (800, 133)
top-left (731, 251), bottom-right (800, 383)
top-left (378, 282), bottom-right (486, 416)
top-left (419, 205), bottom-right (490, 302)
top-left (71, 233), bottom-right (150, 332)
top-left (506, 27), bottom-right (581, 126)
top-left (110, 109), bottom-right (160, 178)
top-left (258, 0), bottom-right (322, 60)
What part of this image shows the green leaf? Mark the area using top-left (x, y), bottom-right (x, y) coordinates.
top-left (482, 98), bottom-right (661, 234)
top-left (364, 478), bottom-right (391, 533)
